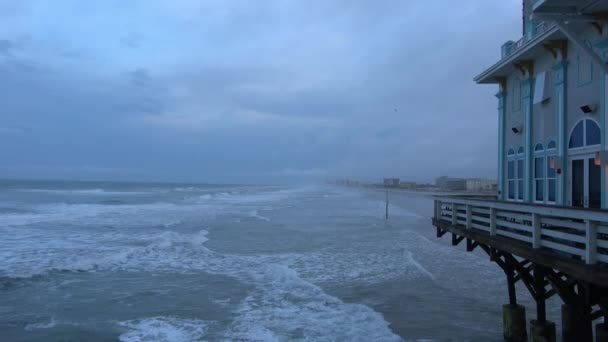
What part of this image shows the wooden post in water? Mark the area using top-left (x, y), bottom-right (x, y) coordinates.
top-left (385, 189), bottom-right (389, 220)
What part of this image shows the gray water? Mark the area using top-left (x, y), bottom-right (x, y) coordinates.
top-left (0, 180), bottom-right (556, 341)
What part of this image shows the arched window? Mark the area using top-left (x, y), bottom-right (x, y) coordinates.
top-left (517, 146), bottom-right (525, 155)
top-left (535, 143), bottom-right (544, 152)
top-left (569, 119), bottom-right (601, 148)
top-left (508, 148), bottom-right (515, 156)
top-left (587, 119), bottom-right (601, 146)
top-left (547, 140), bottom-right (556, 150)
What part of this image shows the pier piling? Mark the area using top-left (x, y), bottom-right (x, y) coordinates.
top-left (503, 304), bottom-right (527, 341)
top-left (596, 323), bottom-right (608, 342)
top-left (530, 320), bottom-right (556, 342)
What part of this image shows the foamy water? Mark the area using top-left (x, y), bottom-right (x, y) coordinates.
top-left (0, 180), bottom-right (509, 341)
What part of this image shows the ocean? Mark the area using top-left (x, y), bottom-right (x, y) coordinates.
top-left (0, 179), bottom-right (557, 341)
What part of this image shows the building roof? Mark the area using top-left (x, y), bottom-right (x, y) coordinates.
top-left (475, 0), bottom-right (608, 84)
top-left (474, 25), bottom-right (563, 84)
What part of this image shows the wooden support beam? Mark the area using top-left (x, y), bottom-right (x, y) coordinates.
top-left (513, 60), bottom-right (534, 77)
top-left (466, 238), bottom-right (478, 252)
top-left (436, 226), bottom-right (447, 238)
top-left (452, 234), bottom-right (464, 246)
top-left (534, 265), bottom-right (548, 323)
top-left (542, 39), bottom-right (568, 60)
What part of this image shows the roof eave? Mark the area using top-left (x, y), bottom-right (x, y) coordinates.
top-left (474, 26), bottom-right (561, 84)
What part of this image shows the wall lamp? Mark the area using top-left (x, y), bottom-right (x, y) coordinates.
top-left (580, 104), bottom-right (597, 115)
top-left (511, 125), bottom-right (523, 134)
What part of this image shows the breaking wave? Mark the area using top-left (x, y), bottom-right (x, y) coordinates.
top-left (119, 317), bottom-right (209, 342)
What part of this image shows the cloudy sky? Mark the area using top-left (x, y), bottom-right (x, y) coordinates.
top-left (0, 1), bottom-right (521, 184)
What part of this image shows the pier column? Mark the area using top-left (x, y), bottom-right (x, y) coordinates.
top-left (552, 60), bottom-right (568, 205)
top-left (530, 265), bottom-right (556, 342)
top-left (501, 258), bottom-right (527, 341)
top-left (561, 304), bottom-right (592, 342)
top-left (530, 320), bottom-right (556, 342)
top-left (522, 75), bottom-right (535, 203)
top-left (503, 304), bottom-right (527, 341)
top-left (496, 85), bottom-right (507, 200)
top-left (597, 323), bottom-right (608, 342)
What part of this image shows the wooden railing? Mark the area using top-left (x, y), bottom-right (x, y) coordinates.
top-left (502, 21), bottom-right (554, 59)
top-left (433, 196), bottom-right (608, 265)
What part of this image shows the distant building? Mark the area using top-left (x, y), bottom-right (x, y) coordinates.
top-left (466, 178), bottom-right (497, 192)
top-left (399, 181), bottom-right (417, 189)
top-left (436, 176), bottom-right (466, 190)
top-left (445, 178), bottom-right (467, 191)
top-left (383, 178), bottom-right (400, 188)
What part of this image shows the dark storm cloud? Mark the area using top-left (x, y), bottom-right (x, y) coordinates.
top-left (0, 0), bottom-right (522, 183)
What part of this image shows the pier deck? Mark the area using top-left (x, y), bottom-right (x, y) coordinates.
top-left (432, 196), bottom-right (608, 341)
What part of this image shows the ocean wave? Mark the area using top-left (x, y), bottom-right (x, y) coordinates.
top-left (119, 317), bottom-right (209, 342)
top-left (16, 188), bottom-right (152, 195)
top-left (25, 317), bottom-right (57, 331)
top-left (248, 210), bottom-right (270, 222)
top-left (224, 264), bottom-right (400, 342)
top-left (0, 201), bottom-right (217, 228)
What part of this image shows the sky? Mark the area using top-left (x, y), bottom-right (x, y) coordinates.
top-left (0, 0), bottom-right (522, 184)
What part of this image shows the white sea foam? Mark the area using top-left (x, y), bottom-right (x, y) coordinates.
top-left (249, 210), bottom-right (270, 222)
top-left (25, 317), bottom-right (57, 331)
top-left (0, 201), bottom-right (217, 228)
top-left (225, 264), bottom-right (401, 342)
top-left (118, 317), bottom-right (208, 342)
top-left (17, 188), bottom-right (151, 195)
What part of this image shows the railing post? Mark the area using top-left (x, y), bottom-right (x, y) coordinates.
top-left (452, 203), bottom-right (458, 226)
top-left (433, 200), bottom-right (437, 223)
top-left (490, 207), bottom-right (497, 236)
top-left (532, 213), bottom-right (541, 249)
top-left (585, 220), bottom-right (598, 265)
top-left (437, 200), bottom-right (442, 221)
top-left (466, 205), bottom-right (472, 230)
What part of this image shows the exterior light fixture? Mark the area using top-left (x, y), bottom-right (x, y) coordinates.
top-left (580, 104), bottom-right (597, 114)
top-left (550, 156), bottom-right (563, 174)
top-left (511, 125), bottom-right (523, 134)
top-left (595, 151), bottom-right (608, 166)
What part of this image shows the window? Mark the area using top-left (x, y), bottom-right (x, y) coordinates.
top-left (569, 121), bottom-right (584, 148)
top-left (534, 143), bottom-right (544, 202)
top-left (546, 141), bottom-right (557, 203)
top-left (517, 146), bottom-right (524, 155)
top-left (587, 119), bottom-right (601, 146)
top-left (570, 119), bottom-right (601, 149)
top-left (507, 160), bottom-right (515, 200)
top-left (547, 158), bottom-right (556, 202)
top-left (517, 159), bottom-right (524, 201)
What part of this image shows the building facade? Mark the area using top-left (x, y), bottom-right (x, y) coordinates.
top-left (476, 0), bottom-right (608, 209)
top-left (383, 178), bottom-right (400, 188)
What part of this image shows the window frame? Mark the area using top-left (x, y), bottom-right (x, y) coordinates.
top-left (545, 141), bottom-right (557, 204)
top-left (533, 143), bottom-right (545, 203)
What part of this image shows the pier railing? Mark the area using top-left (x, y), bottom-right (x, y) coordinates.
top-left (433, 196), bottom-right (608, 265)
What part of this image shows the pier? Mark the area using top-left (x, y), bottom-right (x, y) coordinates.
top-left (432, 196), bottom-right (608, 341)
